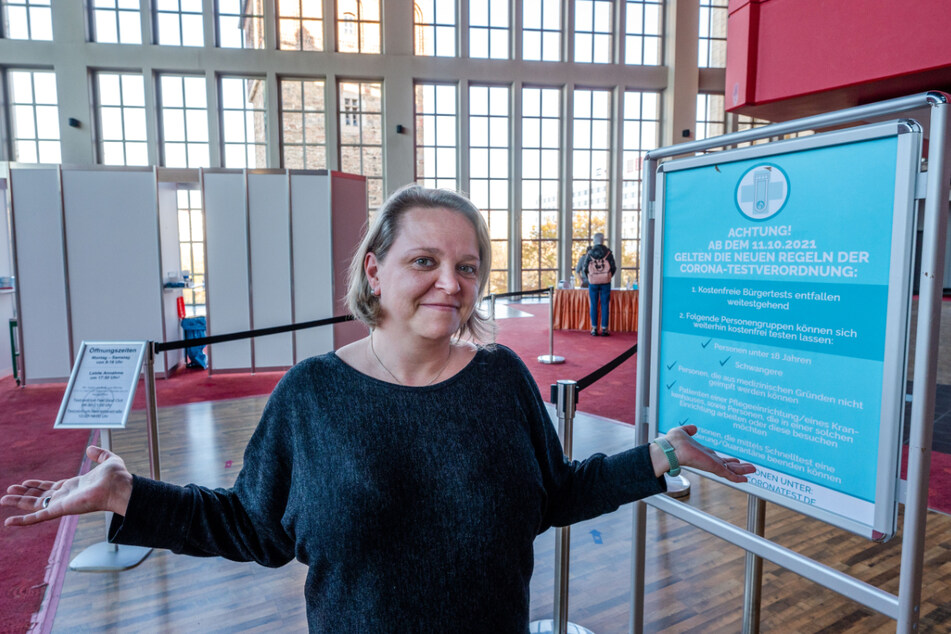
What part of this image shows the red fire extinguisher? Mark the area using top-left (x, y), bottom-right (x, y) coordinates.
top-left (176, 296), bottom-right (186, 319)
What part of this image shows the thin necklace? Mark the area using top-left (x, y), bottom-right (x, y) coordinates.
top-left (369, 332), bottom-right (453, 386)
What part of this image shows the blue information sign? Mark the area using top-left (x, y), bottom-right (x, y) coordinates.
top-left (651, 121), bottom-right (920, 539)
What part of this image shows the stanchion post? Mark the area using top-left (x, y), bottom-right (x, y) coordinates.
top-left (553, 380), bottom-right (578, 634)
top-left (539, 286), bottom-right (565, 365)
top-left (143, 341), bottom-right (161, 480)
top-left (100, 428), bottom-right (116, 551)
top-left (742, 495), bottom-right (766, 634)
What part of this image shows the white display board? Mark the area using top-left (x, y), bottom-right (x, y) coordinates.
top-left (203, 170), bottom-right (339, 371)
top-left (10, 167), bottom-right (72, 382)
top-left (62, 168), bottom-right (167, 373)
top-left (248, 172), bottom-right (293, 369)
top-left (54, 341), bottom-right (146, 429)
top-left (202, 171), bottom-right (252, 371)
top-left (650, 121), bottom-right (920, 539)
top-left (291, 172), bottom-right (334, 361)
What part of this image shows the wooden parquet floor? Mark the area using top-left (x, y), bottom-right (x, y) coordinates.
top-left (50, 396), bottom-right (951, 633)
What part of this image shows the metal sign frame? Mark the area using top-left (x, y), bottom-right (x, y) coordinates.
top-left (630, 92), bottom-right (951, 634)
top-left (648, 120), bottom-right (920, 540)
top-left (53, 340), bottom-right (147, 430)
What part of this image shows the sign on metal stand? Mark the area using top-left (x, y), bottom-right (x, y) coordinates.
top-left (630, 92), bottom-right (951, 634)
top-left (54, 340), bottom-right (151, 571)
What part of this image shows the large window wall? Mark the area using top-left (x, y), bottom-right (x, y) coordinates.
top-left (339, 80), bottom-right (384, 210)
top-left (159, 74), bottom-right (210, 168)
top-left (0, 0), bottom-right (721, 293)
top-left (620, 90), bottom-right (660, 288)
top-left (570, 88), bottom-right (611, 271)
top-left (280, 78), bottom-right (327, 169)
top-left (520, 86), bottom-right (561, 290)
top-left (469, 85), bottom-right (510, 293)
top-left (7, 69), bottom-right (60, 163)
top-left (177, 188), bottom-right (206, 316)
top-left (698, 0), bottom-right (728, 68)
top-left (96, 71), bottom-right (149, 166)
top-left (414, 82), bottom-right (457, 190)
top-left (1, 0), bottom-right (52, 40)
top-left (220, 76), bottom-right (267, 168)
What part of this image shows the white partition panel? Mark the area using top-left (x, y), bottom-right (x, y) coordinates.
top-left (157, 183), bottom-right (184, 372)
top-left (248, 172), bottom-right (293, 369)
top-left (203, 171), bottom-right (251, 371)
top-left (291, 172), bottom-right (334, 361)
top-left (62, 168), bottom-right (167, 372)
top-left (10, 167), bottom-right (72, 382)
top-left (0, 180), bottom-right (13, 378)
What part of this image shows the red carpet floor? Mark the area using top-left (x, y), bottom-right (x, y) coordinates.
top-left (494, 302), bottom-right (638, 424)
top-left (0, 369), bottom-right (282, 634)
top-left (1, 303), bottom-right (949, 633)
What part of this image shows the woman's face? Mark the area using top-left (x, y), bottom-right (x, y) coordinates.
top-left (365, 206), bottom-right (481, 342)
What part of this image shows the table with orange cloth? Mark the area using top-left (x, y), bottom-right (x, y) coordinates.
top-left (552, 288), bottom-right (638, 332)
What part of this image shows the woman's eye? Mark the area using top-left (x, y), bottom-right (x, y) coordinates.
top-left (458, 264), bottom-right (478, 275)
top-left (414, 257), bottom-right (435, 267)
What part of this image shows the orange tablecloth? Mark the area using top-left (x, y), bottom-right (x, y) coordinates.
top-left (552, 288), bottom-right (638, 332)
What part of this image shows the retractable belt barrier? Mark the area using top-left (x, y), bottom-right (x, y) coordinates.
top-left (142, 313), bottom-right (355, 485)
top-left (153, 314), bottom-right (355, 353)
top-left (549, 343), bottom-right (637, 404)
top-left (487, 287), bottom-right (549, 300)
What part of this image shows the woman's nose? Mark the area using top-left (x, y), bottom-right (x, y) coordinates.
top-left (435, 265), bottom-right (461, 293)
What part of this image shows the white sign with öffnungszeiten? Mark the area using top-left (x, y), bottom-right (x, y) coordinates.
top-left (54, 341), bottom-right (147, 429)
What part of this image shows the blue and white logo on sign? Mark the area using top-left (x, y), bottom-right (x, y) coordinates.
top-left (736, 164), bottom-right (789, 221)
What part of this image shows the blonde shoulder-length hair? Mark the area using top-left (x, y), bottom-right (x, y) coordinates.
top-left (346, 184), bottom-right (496, 342)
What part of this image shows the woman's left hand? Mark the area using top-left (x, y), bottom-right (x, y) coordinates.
top-left (658, 424), bottom-right (756, 483)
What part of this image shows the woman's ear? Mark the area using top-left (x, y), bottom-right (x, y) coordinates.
top-left (365, 252), bottom-right (380, 290)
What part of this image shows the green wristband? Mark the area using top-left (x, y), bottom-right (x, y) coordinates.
top-left (653, 436), bottom-right (681, 477)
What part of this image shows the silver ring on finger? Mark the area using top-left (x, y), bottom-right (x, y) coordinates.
top-left (42, 496), bottom-right (51, 509)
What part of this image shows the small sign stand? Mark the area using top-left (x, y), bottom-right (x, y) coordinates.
top-left (54, 341), bottom-right (151, 572)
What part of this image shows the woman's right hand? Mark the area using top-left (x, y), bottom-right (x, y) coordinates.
top-left (1, 446), bottom-right (133, 527)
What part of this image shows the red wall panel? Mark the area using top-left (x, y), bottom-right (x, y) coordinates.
top-left (726, 0), bottom-right (951, 120)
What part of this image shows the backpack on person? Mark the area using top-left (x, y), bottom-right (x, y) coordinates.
top-left (586, 248), bottom-right (613, 285)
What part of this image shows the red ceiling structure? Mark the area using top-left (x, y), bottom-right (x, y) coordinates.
top-left (725, 0), bottom-right (951, 122)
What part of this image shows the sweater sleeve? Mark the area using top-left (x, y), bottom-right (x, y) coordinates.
top-left (108, 373), bottom-right (300, 568)
top-left (508, 350), bottom-right (665, 532)
top-left (608, 249), bottom-right (617, 276)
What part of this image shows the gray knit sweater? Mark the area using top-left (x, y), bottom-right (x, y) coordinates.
top-left (110, 345), bottom-right (664, 632)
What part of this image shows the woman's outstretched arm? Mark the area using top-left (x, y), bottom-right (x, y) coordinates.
top-left (1, 446), bottom-right (132, 527)
top-left (650, 424), bottom-right (756, 482)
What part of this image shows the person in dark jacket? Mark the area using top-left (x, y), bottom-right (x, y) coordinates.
top-left (2, 186), bottom-right (753, 632)
top-left (578, 232), bottom-right (617, 335)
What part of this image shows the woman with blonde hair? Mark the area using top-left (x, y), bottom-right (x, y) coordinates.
top-left (3, 185), bottom-right (753, 632)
